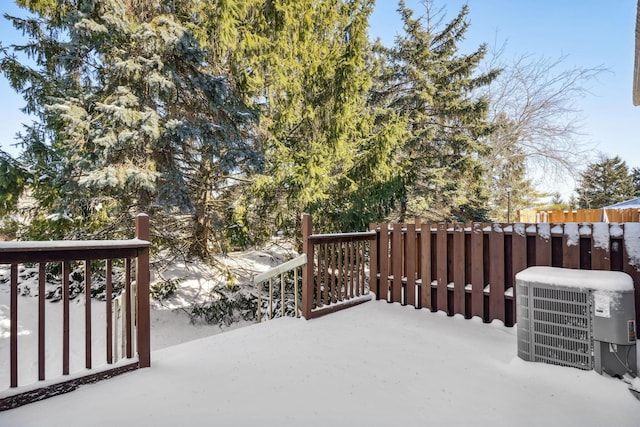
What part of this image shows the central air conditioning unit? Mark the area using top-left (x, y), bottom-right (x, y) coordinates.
top-left (516, 267), bottom-right (637, 377)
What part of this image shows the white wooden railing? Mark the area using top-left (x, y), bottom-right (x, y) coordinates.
top-left (253, 254), bottom-right (306, 322)
top-left (113, 283), bottom-right (137, 362)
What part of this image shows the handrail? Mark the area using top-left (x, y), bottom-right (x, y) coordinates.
top-left (253, 254), bottom-right (307, 284)
top-left (307, 231), bottom-right (376, 244)
top-left (0, 239), bottom-right (149, 264)
top-left (254, 254), bottom-right (306, 322)
top-left (0, 239), bottom-right (150, 252)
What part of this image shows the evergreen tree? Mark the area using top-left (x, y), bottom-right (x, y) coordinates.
top-left (367, 1), bottom-right (499, 222)
top-left (632, 167), bottom-right (640, 196)
top-left (1, 0), bottom-right (257, 254)
top-left (550, 192), bottom-right (564, 207)
top-left (567, 194), bottom-right (579, 210)
top-left (576, 155), bottom-right (636, 208)
top-left (0, 151), bottom-right (26, 217)
top-left (226, 0), bottom-right (375, 235)
top-left (1, 1), bottom-right (87, 237)
top-left (484, 114), bottom-right (538, 221)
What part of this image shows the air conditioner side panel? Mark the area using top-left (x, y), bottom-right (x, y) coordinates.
top-left (516, 283), bottom-right (531, 361)
top-left (591, 290), bottom-right (637, 344)
top-left (516, 277), bottom-right (592, 370)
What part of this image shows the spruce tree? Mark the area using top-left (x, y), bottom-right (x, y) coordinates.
top-left (632, 167), bottom-right (640, 196)
top-left (1, 0), bottom-right (257, 254)
top-left (1, 1), bottom-right (86, 237)
top-left (577, 156), bottom-right (636, 208)
top-left (368, 1), bottom-right (498, 222)
top-left (484, 114), bottom-right (538, 221)
top-left (226, 0), bottom-right (375, 235)
top-left (0, 151), bottom-right (26, 217)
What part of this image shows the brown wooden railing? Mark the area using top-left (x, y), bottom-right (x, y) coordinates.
top-left (370, 221), bottom-right (640, 327)
top-left (0, 214), bottom-right (150, 411)
top-left (301, 214), bottom-right (376, 319)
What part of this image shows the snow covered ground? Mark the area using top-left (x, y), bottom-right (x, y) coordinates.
top-left (1, 300), bottom-right (639, 426)
top-left (2, 241), bottom-right (640, 425)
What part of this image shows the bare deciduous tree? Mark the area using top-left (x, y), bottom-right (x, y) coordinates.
top-left (481, 45), bottom-right (606, 218)
top-left (487, 52), bottom-right (605, 174)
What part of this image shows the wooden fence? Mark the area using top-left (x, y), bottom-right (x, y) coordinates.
top-left (370, 221), bottom-right (640, 328)
top-left (519, 208), bottom-right (640, 223)
top-left (0, 214), bottom-right (151, 411)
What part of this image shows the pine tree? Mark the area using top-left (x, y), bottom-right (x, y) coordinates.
top-left (0, 151), bottom-right (26, 216)
top-left (577, 156), bottom-right (636, 208)
top-left (368, 1), bottom-right (498, 222)
top-left (632, 167), bottom-right (640, 196)
top-left (226, 0), bottom-right (376, 235)
top-left (485, 114), bottom-right (538, 221)
top-left (567, 194), bottom-right (579, 209)
top-left (550, 192), bottom-right (564, 207)
top-left (319, 37), bottom-right (408, 231)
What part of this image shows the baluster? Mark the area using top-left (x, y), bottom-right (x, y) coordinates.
top-left (38, 263), bottom-right (46, 381)
top-left (85, 259), bottom-right (92, 369)
top-left (125, 258), bottom-right (132, 359)
top-left (281, 273), bottom-right (285, 317)
top-left (106, 259), bottom-right (113, 364)
top-left (63, 261), bottom-right (70, 375)
top-left (10, 264), bottom-right (18, 387)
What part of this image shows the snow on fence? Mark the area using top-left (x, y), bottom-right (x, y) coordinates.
top-left (369, 221), bottom-right (640, 328)
top-left (258, 215), bottom-right (640, 329)
top-left (0, 214), bottom-right (150, 411)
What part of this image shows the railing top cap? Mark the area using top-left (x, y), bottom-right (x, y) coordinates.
top-left (309, 231), bottom-right (377, 239)
top-left (0, 238), bottom-right (150, 253)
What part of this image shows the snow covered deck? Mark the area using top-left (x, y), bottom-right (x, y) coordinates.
top-left (1, 300), bottom-right (639, 426)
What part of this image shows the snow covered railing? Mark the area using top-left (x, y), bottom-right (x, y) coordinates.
top-left (369, 221), bottom-right (640, 328)
top-left (301, 215), bottom-right (375, 319)
top-left (253, 254), bottom-right (306, 321)
top-left (0, 214), bottom-right (150, 411)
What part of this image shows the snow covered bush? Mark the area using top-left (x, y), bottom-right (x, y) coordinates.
top-left (150, 279), bottom-right (179, 301)
top-left (189, 286), bottom-right (257, 326)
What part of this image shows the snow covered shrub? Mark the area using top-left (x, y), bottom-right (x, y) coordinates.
top-left (255, 270), bottom-right (302, 320)
top-left (150, 279), bottom-right (179, 301)
top-left (189, 286), bottom-right (256, 326)
top-left (188, 268), bottom-right (302, 326)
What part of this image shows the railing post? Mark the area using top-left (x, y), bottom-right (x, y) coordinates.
top-left (302, 213), bottom-right (314, 319)
top-left (136, 213), bottom-right (151, 368)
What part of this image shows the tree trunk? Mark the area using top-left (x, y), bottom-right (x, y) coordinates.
top-left (189, 158), bottom-right (213, 259)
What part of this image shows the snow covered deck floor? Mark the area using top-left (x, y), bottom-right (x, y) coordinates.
top-left (2, 300), bottom-right (639, 426)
